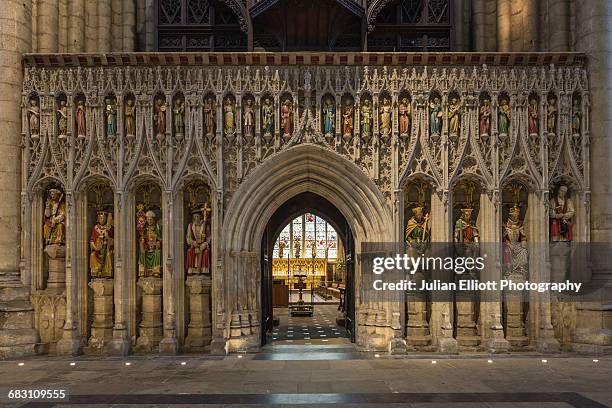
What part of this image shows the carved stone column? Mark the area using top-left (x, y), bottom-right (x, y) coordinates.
top-left (86, 278), bottom-right (114, 352)
top-left (0, 0), bottom-right (39, 359)
top-left (429, 191), bottom-right (458, 353)
top-left (504, 288), bottom-right (529, 349)
top-left (135, 277), bottom-right (163, 352)
top-left (405, 272), bottom-right (431, 349)
top-left (45, 245), bottom-right (66, 289)
top-left (184, 275), bottom-right (212, 351)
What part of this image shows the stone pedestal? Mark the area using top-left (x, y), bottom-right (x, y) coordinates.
top-left (455, 291), bottom-right (480, 348)
top-left (45, 245), bottom-right (66, 290)
top-left (184, 275), bottom-right (212, 352)
top-left (0, 282), bottom-right (39, 358)
top-left (436, 310), bottom-right (458, 353)
top-left (135, 277), bottom-right (163, 352)
top-left (406, 292), bottom-right (432, 348)
top-left (504, 291), bottom-right (529, 349)
top-left (85, 279), bottom-right (114, 353)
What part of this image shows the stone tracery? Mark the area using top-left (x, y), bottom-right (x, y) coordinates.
top-left (20, 54), bottom-right (589, 354)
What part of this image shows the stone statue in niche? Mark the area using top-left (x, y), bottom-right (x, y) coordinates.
top-left (281, 98), bottom-right (292, 137)
top-left (547, 95), bottom-right (558, 134)
top-left (89, 210), bottom-right (114, 279)
top-left (186, 204), bottom-right (211, 275)
top-left (154, 98), bottom-right (167, 137)
top-left (498, 98), bottom-right (510, 135)
top-left (294, 240), bottom-right (301, 258)
top-left (204, 97), bottom-right (215, 136)
top-left (405, 206), bottom-right (430, 253)
top-left (44, 188), bottom-right (66, 247)
top-left (503, 205), bottom-right (528, 280)
top-left (572, 99), bottom-right (581, 135)
top-left (454, 207), bottom-right (480, 278)
top-left (28, 98), bottom-right (40, 137)
top-left (57, 100), bottom-right (68, 137)
top-left (360, 99), bottom-right (372, 139)
top-left (243, 99), bottom-right (254, 137)
top-left (278, 240), bottom-right (286, 258)
top-left (105, 98), bottom-right (117, 137)
top-left (173, 99), bottom-right (185, 137)
top-left (137, 206), bottom-right (162, 278)
top-left (379, 97), bottom-right (392, 136)
top-left (323, 97), bottom-right (335, 135)
top-left (342, 101), bottom-right (353, 137)
top-left (224, 97), bottom-right (235, 136)
top-left (448, 96), bottom-right (461, 137)
top-left (262, 97), bottom-right (274, 136)
top-left (76, 99), bottom-right (86, 137)
top-left (398, 97), bottom-right (411, 136)
top-left (528, 97), bottom-right (539, 136)
top-left (124, 99), bottom-right (136, 137)
top-left (479, 98), bottom-right (491, 136)
top-left (429, 97), bottom-right (442, 136)
top-left (549, 184), bottom-right (574, 242)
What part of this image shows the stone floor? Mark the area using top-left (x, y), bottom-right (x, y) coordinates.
top-left (0, 351), bottom-right (610, 407)
top-left (272, 305), bottom-right (349, 345)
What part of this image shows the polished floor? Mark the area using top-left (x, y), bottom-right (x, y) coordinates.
top-left (1, 354), bottom-right (610, 407)
top-left (271, 304), bottom-right (349, 345)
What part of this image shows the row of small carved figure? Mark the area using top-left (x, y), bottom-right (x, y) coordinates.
top-left (25, 92), bottom-right (583, 141)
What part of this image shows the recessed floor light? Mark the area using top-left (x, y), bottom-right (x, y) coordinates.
top-left (541, 359), bottom-right (548, 363)
top-left (18, 362), bottom-right (24, 367)
top-left (180, 361), bottom-right (187, 366)
top-left (237, 355), bottom-right (243, 359)
top-left (374, 354), bottom-right (380, 358)
top-left (487, 359), bottom-right (493, 363)
top-left (125, 362), bottom-right (131, 366)
top-left (431, 360), bottom-right (437, 364)
top-left (593, 359), bottom-right (599, 363)
top-left (70, 362), bottom-right (76, 366)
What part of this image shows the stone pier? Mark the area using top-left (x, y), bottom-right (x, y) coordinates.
top-left (85, 279), bottom-right (114, 353)
top-left (184, 275), bottom-right (212, 352)
top-left (135, 277), bottom-right (163, 352)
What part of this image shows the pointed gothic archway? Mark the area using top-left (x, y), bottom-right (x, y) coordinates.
top-left (220, 144), bottom-right (393, 352)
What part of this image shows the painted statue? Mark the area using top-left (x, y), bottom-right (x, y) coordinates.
top-left (76, 100), bottom-right (86, 137)
top-left (572, 99), bottom-right (581, 135)
top-left (204, 97), bottom-right (215, 136)
top-left (105, 98), bottom-right (117, 137)
top-left (549, 184), bottom-right (574, 242)
top-left (360, 99), bottom-right (372, 138)
top-left (89, 210), bottom-right (114, 279)
top-left (503, 205), bottom-right (528, 279)
top-left (224, 97), bottom-right (235, 135)
top-left (173, 99), bottom-right (185, 136)
top-left (454, 208), bottom-right (479, 244)
top-left (547, 95), bottom-right (557, 134)
top-left (498, 98), bottom-right (510, 135)
top-left (243, 99), bottom-right (254, 137)
top-left (43, 188), bottom-right (66, 247)
top-left (281, 98), bottom-right (292, 136)
top-left (28, 99), bottom-right (40, 136)
top-left (528, 98), bottom-right (539, 135)
top-left (186, 206), bottom-right (211, 275)
top-left (154, 98), bottom-right (167, 137)
top-left (138, 210), bottom-right (162, 278)
top-left (380, 97), bottom-right (392, 136)
top-left (57, 100), bottom-right (68, 136)
top-left (262, 98), bottom-right (274, 135)
top-left (294, 240), bottom-right (301, 258)
top-left (405, 206), bottom-right (430, 250)
top-left (448, 97), bottom-right (461, 136)
top-left (342, 101), bottom-right (353, 136)
top-left (399, 97), bottom-right (411, 135)
top-left (323, 98), bottom-right (335, 135)
top-left (479, 98), bottom-right (491, 136)
top-left (124, 99), bottom-right (136, 136)
top-left (278, 240), bottom-right (286, 258)
top-left (429, 97), bottom-right (442, 135)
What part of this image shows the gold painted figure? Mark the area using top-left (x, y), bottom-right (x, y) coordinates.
top-left (43, 188), bottom-right (66, 246)
top-left (89, 211), bottom-right (114, 279)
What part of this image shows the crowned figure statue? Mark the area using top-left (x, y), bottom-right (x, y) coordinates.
top-left (503, 205), bottom-right (528, 280)
top-left (454, 207), bottom-right (480, 279)
top-left (90, 210), bottom-right (114, 279)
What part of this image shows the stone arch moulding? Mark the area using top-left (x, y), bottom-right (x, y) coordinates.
top-left (220, 143), bottom-right (394, 351)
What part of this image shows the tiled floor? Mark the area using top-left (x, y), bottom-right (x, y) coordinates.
top-left (272, 304), bottom-right (349, 345)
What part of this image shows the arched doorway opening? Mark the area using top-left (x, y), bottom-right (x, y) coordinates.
top-left (260, 192), bottom-right (355, 346)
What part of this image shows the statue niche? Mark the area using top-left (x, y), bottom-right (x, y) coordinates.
top-left (27, 94), bottom-right (40, 139)
top-left (404, 180), bottom-right (432, 349)
top-left (135, 184), bottom-right (163, 352)
top-left (43, 186), bottom-right (67, 289)
top-left (501, 182), bottom-right (529, 349)
top-left (86, 183), bottom-right (115, 353)
top-left (183, 182), bottom-right (213, 351)
top-left (341, 94), bottom-right (354, 142)
top-left (452, 180), bottom-right (481, 349)
top-left (398, 92), bottom-right (411, 138)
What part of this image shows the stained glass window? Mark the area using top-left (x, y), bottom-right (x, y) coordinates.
top-left (273, 214), bottom-right (338, 260)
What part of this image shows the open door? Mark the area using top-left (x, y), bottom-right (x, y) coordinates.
top-left (260, 227), bottom-right (273, 345)
top-left (344, 224), bottom-right (356, 342)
